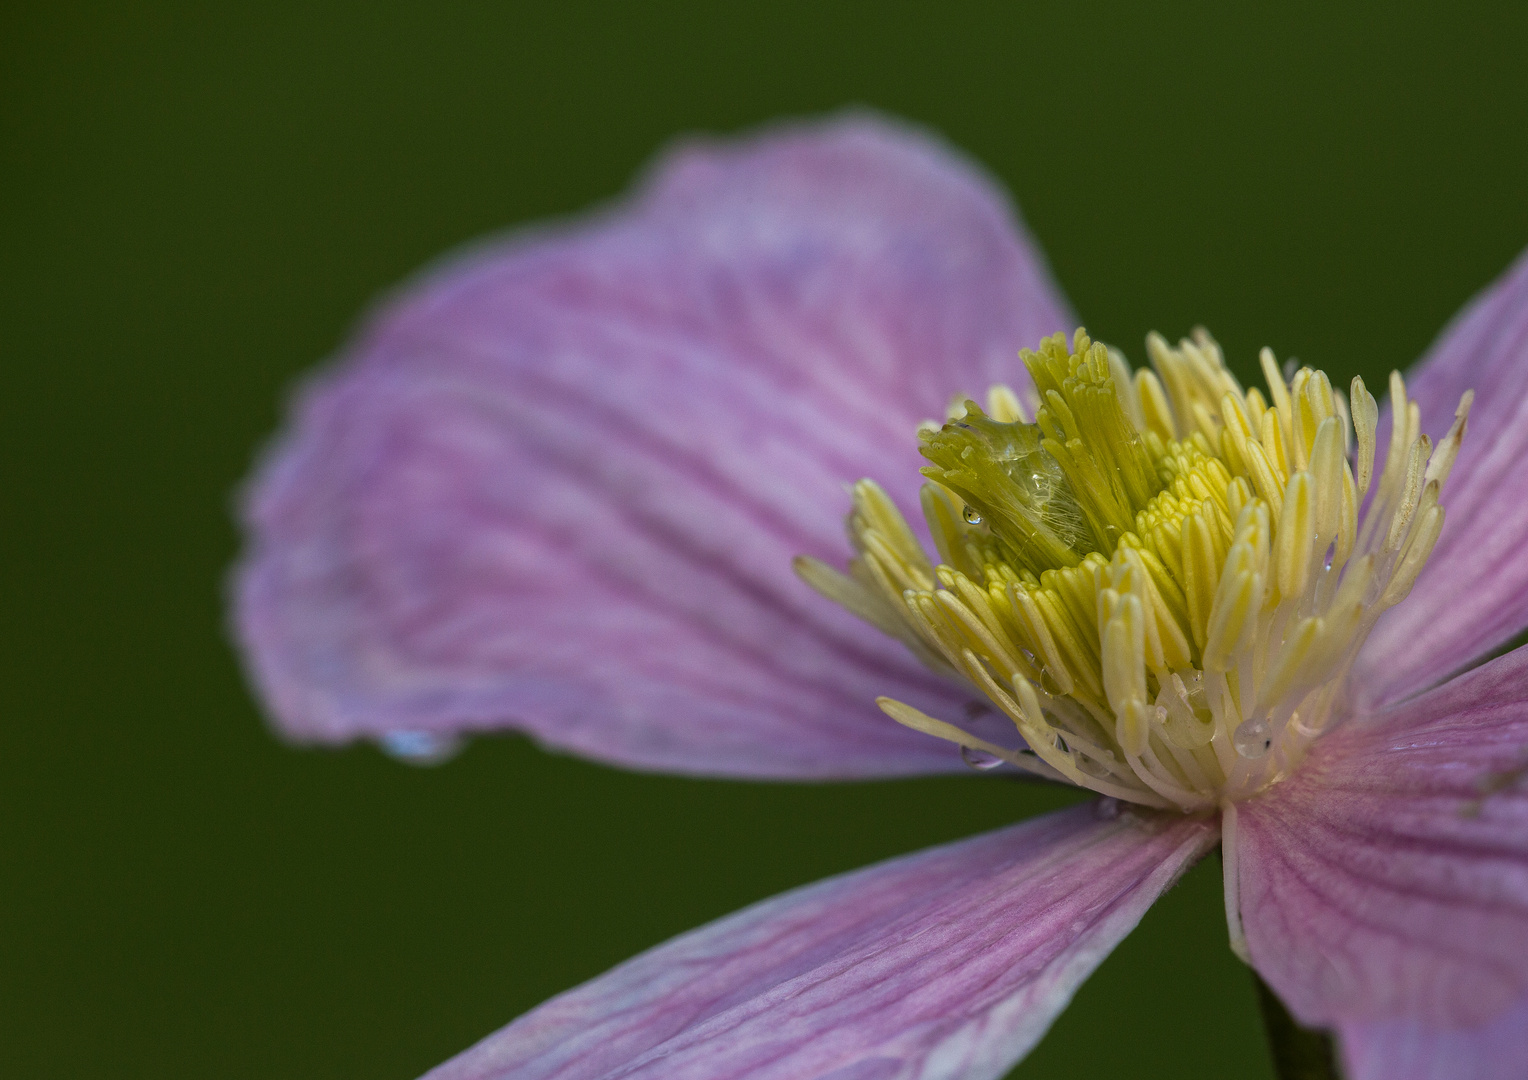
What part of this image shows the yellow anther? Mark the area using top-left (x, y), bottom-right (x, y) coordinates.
top-left (919, 483), bottom-right (976, 577)
top-left (1108, 348), bottom-right (1145, 431)
top-left (1424, 390), bottom-right (1473, 489)
top-left (985, 383), bottom-right (1030, 423)
top-left (1307, 417), bottom-right (1346, 543)
top-left (1259, 347), bottom-right (1294, 447)
top-left (1242, 438), bottom-right (1285, 523)
top-left (1383, 503), bottom-right (1445, 607)
top-left (1203, 551), bottom-right (1261, 672)
top-left (1258, 406), bottom-right (1289, 485)
top-left (1385, 435), bottom-right (1431, 552)
top-left (1182, 509), bottom-right (1220, 652)
top-left (1333, 464), bottom-right (1358, 570)
top-left (1350, 376), bottom-right (1379, 497)
top-left (1276, 471), bottom-right (1315, 600)
top-left (1135, 367), bottom-right (1178, 442)
top-left (1101, 591), bottom-right (1148, 735)
top-left (1008, 584), bottom-right (1074, 696)
top-left (1380, 371), bottom-right (1414, 499)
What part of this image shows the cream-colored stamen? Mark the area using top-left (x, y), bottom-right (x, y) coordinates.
top-left (799, 328), bottom-right (1471, 812)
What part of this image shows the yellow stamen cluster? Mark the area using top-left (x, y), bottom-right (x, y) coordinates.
top-left (797, 329), bottom-right (1471, 811)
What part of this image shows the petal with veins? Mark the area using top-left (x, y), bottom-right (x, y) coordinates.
top-left (1339, 991), bottom-right (1528, 1080)
top-left (232, 114), bottom-right (1073, 777)
top-left (422, 804), bottom-right (1214, 1080)
top-left (1234, 646), bottom-right (1528, 1055)
top-left (1356, 246), bottom-right (1528, 707)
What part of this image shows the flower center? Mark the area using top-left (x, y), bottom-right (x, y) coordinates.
top-left (797, 328), bottom-right (1471, 811)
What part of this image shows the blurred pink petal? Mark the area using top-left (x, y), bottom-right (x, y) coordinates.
top-left (1355, 248), bottom-right (1528, 708)
top-left (1233, 646), bottom-right (1528, 1068)
top-left (422, 803), bottom-right (1214, 1080)
top-left (233, 114), bottom-right (1072, 777)
top-left (1339, 992), bottom-right (1528, 1080)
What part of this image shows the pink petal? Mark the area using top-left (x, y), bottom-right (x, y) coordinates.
top-left (1233, 645), bottom-right (1528, 1069)
top-left (1339, 993), bottom-right (1528, 1080)
top-left (421, 803), bottom-right (1214, 1080)
top-left (1354, 245), bottom-right (1528, 708)
top-left (232, 113), bottom-right (1074, 777)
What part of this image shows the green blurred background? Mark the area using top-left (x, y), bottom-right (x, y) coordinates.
top-left (5, 3), bottom-right (1528, 1077)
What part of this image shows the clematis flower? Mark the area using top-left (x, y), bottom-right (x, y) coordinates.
top-left (233, 114), bottom-right (1528, 1080)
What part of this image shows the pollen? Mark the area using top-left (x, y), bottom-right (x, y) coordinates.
top-left (796, 328), bottom-right (1472, 811)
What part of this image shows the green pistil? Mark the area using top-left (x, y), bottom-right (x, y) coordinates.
top-left (917, 328), bottom-right (1168, 579)
top-left (918, 403), bottom-right (1095, 574)
top-left (1024, 330), bottom-right (1164, 552)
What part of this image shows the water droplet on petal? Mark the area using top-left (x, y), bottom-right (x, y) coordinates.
top-left (962, 505), bottom-right (983, 525)
top-left (380, 730), bottom-right (462, 766)
top-left (960, 745), bottom-right (1003, 771)
top-left (1233, 718), bottom-right (1272, 759)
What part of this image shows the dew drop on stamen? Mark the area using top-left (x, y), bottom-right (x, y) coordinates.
top-left (380, 730), bottom-right (463, 766)
top-left (962, 506), bottom-right (983, 525)
top-left (960, 745), bottom-right (1004, 771)
top-left (1233, 718), bottom-right (1273, 759)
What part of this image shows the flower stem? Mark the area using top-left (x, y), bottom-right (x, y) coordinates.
top-left (1252, 969), bottom-right (1341, 1080)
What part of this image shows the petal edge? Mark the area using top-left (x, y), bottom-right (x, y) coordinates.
top-left (422, 803), bottom-right (1215, 1080)
top-left (232, 113), bottom-right (1075, 778)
